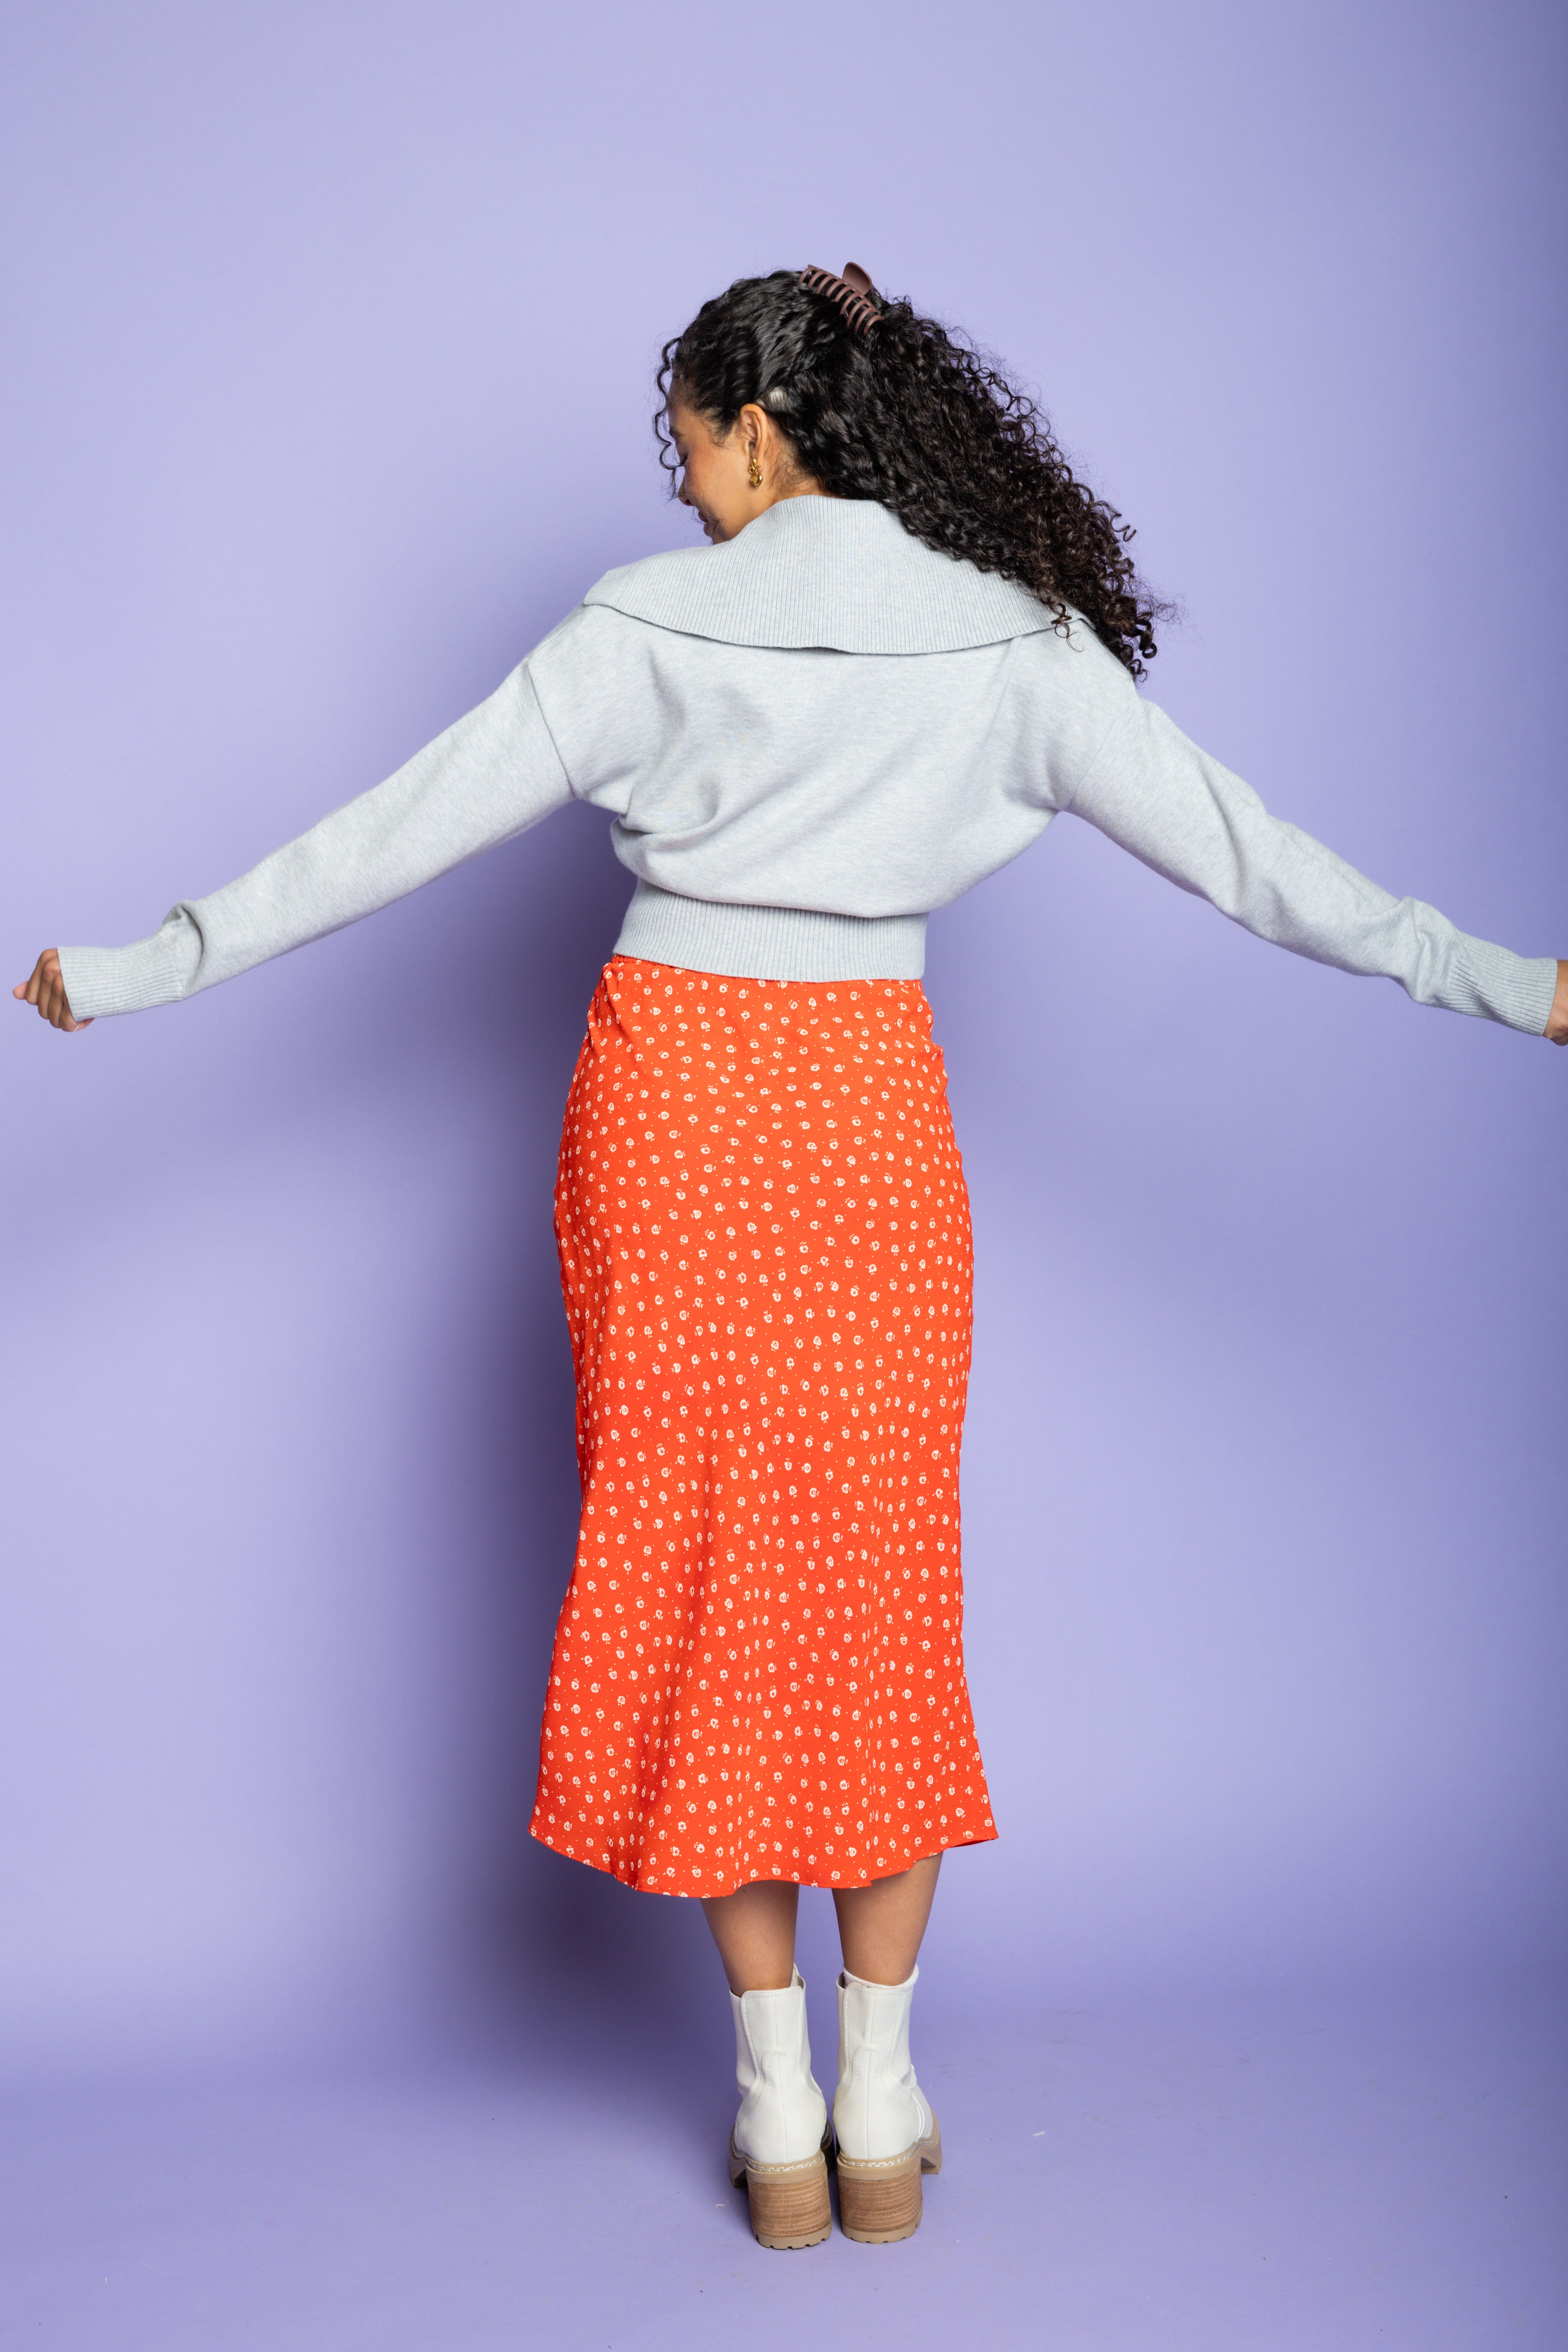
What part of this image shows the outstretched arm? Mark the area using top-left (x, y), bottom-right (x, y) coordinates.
top-left (14, 656), bottom-right (572, 1030)
top-left (1063, 688), bottom-right (1562, 1038)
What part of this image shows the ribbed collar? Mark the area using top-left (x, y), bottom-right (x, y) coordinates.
top-left (583, 494), bottom-right (1055, 654)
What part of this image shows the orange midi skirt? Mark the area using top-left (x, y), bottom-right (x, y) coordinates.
top-left (527, 956), bottom-right (996, 1896)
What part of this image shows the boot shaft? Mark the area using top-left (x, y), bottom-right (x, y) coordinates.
top-left (833, 1964), bottom-right (932, 2162)
top-left (729, 1967), bottom-right (827, 2168)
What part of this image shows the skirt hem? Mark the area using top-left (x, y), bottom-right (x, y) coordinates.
top-left (527, 1819), bottom-right (999, 1900)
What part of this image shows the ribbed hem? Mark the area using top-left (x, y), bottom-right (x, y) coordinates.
top-left (611, 882), bottom-right (928, 982)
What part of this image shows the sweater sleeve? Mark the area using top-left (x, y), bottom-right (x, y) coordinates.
top-left (1062, 689), bottom-right (1558, 1036)
top-left (55, 658), bottom-right (573, 1020)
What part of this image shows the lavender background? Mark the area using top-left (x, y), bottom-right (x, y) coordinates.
top-left (3, 1), bottom-right (1565, 2343)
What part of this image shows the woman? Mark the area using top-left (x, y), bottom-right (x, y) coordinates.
top-left (18, 265), bottom-right (1566, 2253)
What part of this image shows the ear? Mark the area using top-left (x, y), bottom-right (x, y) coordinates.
top-left (736, 401), bottom-right (794, 482)
top-left (737, 402), bottom-right (768, 461)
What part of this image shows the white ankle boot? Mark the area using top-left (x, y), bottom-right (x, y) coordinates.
top-left (726, 1966), bottom-right (832, 2249)
top-left (833, 1965), bottom-right (943, 2242)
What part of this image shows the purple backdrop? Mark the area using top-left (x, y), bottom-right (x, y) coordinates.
top-left (3, 0), bottom-right (1565, 2110)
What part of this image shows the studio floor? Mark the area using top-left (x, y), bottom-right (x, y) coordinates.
top-left (4, 1978), bottom-right (1563, 2352)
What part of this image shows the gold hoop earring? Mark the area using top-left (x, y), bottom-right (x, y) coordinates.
top-left (747, 458), bottom-right (763, 489)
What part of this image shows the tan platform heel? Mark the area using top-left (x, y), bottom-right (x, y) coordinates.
top-left (729, 2125), bottom-right (834, 2249)
top-left (836, 2115), bottom-right (942, 2243)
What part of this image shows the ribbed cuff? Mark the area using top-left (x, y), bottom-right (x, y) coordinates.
top-left (1455, 939), bottom-right (1560, 1035)
top-left (612, 882), bottom-right (927, 982)
top-left (55, 924), bottom-right (197, 1019)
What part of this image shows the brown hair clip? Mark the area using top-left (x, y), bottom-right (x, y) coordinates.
top-left (800, 261), bottom-right (882, 336)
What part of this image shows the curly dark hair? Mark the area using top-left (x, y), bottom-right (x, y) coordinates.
top-left (656, 269), bottom-right (1170, 677)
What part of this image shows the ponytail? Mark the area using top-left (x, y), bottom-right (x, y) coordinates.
top-left (657, 268), bottom-right (1170, 678)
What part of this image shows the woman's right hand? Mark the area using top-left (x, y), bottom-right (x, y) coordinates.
top-left (13, 950), bottom-right (92, 1032)
top-left (1548, 959), bottom-right (1568, 1046)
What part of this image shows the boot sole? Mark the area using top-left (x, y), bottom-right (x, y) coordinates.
top-left (728, 2127), bottom-right (834, 2249)
top-left (836, 2117), bottom-right (943, 2243)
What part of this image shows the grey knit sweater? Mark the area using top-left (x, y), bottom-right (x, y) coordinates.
top-left (58, 496), bottom-right (1557, 1034)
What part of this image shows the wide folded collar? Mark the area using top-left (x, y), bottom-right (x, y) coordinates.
top-left (582, 495), bottom-right (1056, 655)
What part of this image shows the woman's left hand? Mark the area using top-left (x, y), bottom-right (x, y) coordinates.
top-left (1547, 959), bottom-right (1568, 1046)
